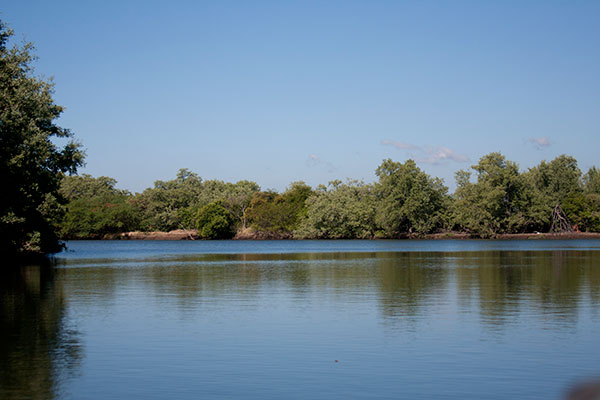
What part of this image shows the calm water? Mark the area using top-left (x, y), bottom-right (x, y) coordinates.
top-left (2, 240), bottom-right (600, 399)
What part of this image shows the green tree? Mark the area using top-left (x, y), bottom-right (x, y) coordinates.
top-left (60, 174), bottom-right (125, 200)
top-left (221, 180), bottom-right (261, 229)
top-left (527, 155), bottom-right (582, 204)
top-left (452, 169), bottom-right (498, 235)
top-left (452, 153), bottom-right (542, 235)
top-left (295, 180), bottom-right (377, 239)
top-left (135, 168), bottom-right (203, 231)
top-left (245, 191), bottom-right (282, 232)
top-left (0, 21), bottom-right (84, 255)
top-left (246, 182), bottom-right (312, 235)
top-left (559, 166), bottom-right (600, 232)
top-left (135, 171), bottom-right (260, 232)
top-left (583, 167), bottom-right (600, 195)
top-left (524, 155), bottom-right (583, 231)
top-left (195, 202), bottom-right (235, 239)
top-left (59, 175), bottom-right (140, 238)
top-left (375, 159), bottom-right (449, 236)
top-left (562, 193), bottom-right (600, 232)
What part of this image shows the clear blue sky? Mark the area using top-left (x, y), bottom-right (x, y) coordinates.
top-left (3, 1), bottom-right (599, 193)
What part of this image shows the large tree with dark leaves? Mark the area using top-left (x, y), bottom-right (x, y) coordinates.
top-left (0, 21), bottom-right (84, 255)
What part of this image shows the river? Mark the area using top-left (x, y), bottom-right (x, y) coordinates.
top-left (1, 240), bottom-right (599, 399)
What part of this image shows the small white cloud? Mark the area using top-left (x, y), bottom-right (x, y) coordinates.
top-left (381, 139), bottom-right (469, 164)
top-left (528, 137), bottom-right (551, 149)
top-left (418, 146), bottom-right (470, 164)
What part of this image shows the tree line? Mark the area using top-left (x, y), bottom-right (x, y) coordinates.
top-left (57, 153), bottom-right (600, 240)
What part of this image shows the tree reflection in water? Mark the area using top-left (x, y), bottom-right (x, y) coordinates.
top-left (3, 248), bottom-right (598, 399)
top-left (0, 266), bottom-right (82, 400)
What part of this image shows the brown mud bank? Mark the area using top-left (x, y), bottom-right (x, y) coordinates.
top-left (116, 229), bottom-right (199, 240)
top-left (421, 232), bottom-right (600, 240)
top-left (114, 228), bottom-right (292, 240)
top-left (232, 227), bottom-right (292, 240)
top-left (493, 232), bottom-right (600, 240)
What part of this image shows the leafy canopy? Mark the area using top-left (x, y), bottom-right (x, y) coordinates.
top-left (294, 180), bottom-right (376, 239)
top-left (0, 21), bottom-right (84, 254)
top-left (195, 202), bottom-right (236, 239)
top-left (59, 175), bottom-right (140, 239)
top-left (246, 182), bottom-right (312, 234)
top-left (375, 159), bottom-right (449, 235)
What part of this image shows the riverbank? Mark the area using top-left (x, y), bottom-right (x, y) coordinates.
top-left (116, 230), bottom-right (199, 240)
top-left (98, 230), bottom-right (600, 240)
top-left (391, 232), bottom-right (600, 240)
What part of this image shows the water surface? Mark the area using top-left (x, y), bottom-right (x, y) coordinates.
top-left (2, 240), bottom-right (600, 399)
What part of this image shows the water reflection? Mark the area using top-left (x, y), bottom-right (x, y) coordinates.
top-left (0, 266), bottom-right (82, 400)
top-left (4, 248), bottom-right (599, 399)
top-left (376, 253), bottom-right (449, 325)
top-left (58, 250), bottom-right (600, 329)
top-left (453, 251), bottom-right (600, 328)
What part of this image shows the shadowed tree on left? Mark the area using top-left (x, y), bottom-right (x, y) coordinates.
top-left (0, 20), bottom-right (84, 256)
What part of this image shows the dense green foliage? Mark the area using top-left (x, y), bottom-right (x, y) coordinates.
top-left (134, 168), bottom-right (204, 231)
top-left (451, 153), bottom-right (600, 236)
top-left (584, 167), bottom-right (600, 195)
top-left (375, 159), bottom-right (449, 235)
top-left (246, 182), bottom-right (312, 236)
top-left (295, 180), bottom-right (377, 239)
top-left (58, 169), bottom-right (261, 239)
top-left (56, 154), bottom-right (600, 240)
top-left (195, 202), bottom-right (236, 239)
top-left (59, 175), bottom-right (140, 238)
top-left (0, 21), bottom-right (84, 254)
top-left (134, 169), bottom-right (259, 232)
top-left (295, 160), bottom-right (449, 238)
top-left (452, 153), bottom-right (535, 235)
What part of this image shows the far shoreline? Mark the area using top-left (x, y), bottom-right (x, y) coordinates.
top-left (63, 230), bottom-right (600, 241)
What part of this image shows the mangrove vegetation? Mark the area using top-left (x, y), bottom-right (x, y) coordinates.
top-left (58, 153), bottom-right (600, 241)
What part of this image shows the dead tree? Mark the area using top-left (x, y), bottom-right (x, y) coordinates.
top-left (549, 204), bottom-right (572, 233)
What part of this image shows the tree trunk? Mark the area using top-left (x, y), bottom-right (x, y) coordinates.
top-left (549, 203), bottom-right (572, 233)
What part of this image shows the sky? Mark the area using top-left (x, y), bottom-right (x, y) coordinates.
top-left (2, 0), bottom-right (599, 193)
